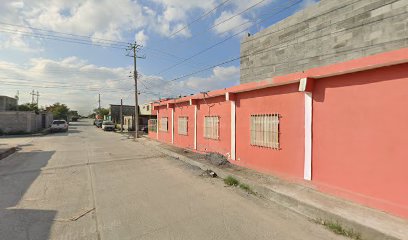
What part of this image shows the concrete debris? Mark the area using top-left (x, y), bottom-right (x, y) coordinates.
top-left (201, 169), bottom-right (217, 178)
top-left (205, 152), bottom-right (231, 167)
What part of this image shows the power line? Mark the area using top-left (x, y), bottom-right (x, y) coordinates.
top-left (1, 82), bottom-right (134, 93)
top-left (0, 21), bottom-right (130, 46)
top-left (155, 0), bottom-right (301, 75)
top-left (155, 0), bottom-right (395, 86)
top-left (0, 28), bottom-right (127, 49)
top-left (168, 0), bottom-right (233, 38)
top-left (0, 22), bottom-right (212, 65)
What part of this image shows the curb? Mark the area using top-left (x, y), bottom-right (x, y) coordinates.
top-left (146, 140), bottom-right (402, 240)
top-left (0, 147), bottom-right (17, 160)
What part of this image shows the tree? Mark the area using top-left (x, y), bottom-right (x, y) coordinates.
top-left (46, 103), bottom-right (70, 120)
top-left (93, 108), bottom-right (109, 118)
top-left (17, 103), bottom-right (39, 112)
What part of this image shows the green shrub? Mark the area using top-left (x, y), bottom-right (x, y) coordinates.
top-left (224, 176), bottom-right (239, 186)
top-left (239, 183), bottom-right (256, 195)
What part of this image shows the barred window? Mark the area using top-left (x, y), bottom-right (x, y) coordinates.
top-left (148, 119), bottom-right (157, 132)
top-left (178, 117), bottom-right (188, 135)
top-left (204, 116), bottom-right (219, 139)
top-left (250, 114), bottom-right (280, 149)
top-left (159, 117), bottom-right (168, 132)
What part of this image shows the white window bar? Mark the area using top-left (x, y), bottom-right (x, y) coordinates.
top-left (204, 116), bottom-right (219, 139)
top-left (250, 113), bottom-right (280, 149)
top-left (178, 117), bottom-right (188, 135)
top-left (159, 117), bottom-right (168, 132)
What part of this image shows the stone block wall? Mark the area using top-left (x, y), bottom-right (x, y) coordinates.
top-left (240, 0), bottom-right (408, 83)
top-left (0, 111), bottom-right (53, 133)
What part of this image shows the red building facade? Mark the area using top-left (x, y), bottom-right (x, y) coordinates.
top-left (149, 48), bottom-right (408, 218)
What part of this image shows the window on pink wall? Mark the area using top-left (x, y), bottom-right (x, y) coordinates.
top-left (204, 116), bottom-right (219, 140)
top-left (250, 114), bottom-right (280, 149)
top-left (178, 117), bottom-right (188, 135)
top-left (159, 117), bottom-right (168, 132)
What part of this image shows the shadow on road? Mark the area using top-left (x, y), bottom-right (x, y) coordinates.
top-left (0, 150), bottom-right (57, 240)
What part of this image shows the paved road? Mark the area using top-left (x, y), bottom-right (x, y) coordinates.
top-left (0, 120), bottom-right (347, 240)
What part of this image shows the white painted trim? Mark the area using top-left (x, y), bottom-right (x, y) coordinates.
top-left (171, 108), bottom-right (174, 144)
top-left (156, 111), bottom-right (159, 140)
top-left (194, 105), bottom-right (197, 150)
top-left (231, 101), bottom-right (236, 160)
top-left (298, 78), bottom-right (308, 92)
top-left (304, 92), bottom-right (313, 181)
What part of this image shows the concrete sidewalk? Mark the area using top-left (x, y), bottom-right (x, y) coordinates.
top-left (140, 137), bottom-right (408, 240)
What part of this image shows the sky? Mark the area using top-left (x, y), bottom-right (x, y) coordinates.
top-left (0, 0), bottom-right (317, 115)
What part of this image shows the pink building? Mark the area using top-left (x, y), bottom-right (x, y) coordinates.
top-left (149, 48), bottom-right (408, 219)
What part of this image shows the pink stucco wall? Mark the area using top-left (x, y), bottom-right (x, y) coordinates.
top-left (173, 102), bottom-right (195, 149)
top-left (312, 63), bottom-right (408, 218)
top-left (156, 106), bottom-right (172, 144)
top-left (196, 96), bottom-right (231, 155)
top-left (234, 83), bottom-right (305, 179)
top-left (149, 49), bottom-right (408, 218)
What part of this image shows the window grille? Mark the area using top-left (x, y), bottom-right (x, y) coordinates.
top-left (159, 117), bottom-right (168, 132)
top-left (250, 114), bottom-right (280, 149)
top-left (178, 117), bottom-right (188, 135)
top-left (148, 119), bottom-right (157, 132)
top-left (204, 116), bottom-right (219, 139)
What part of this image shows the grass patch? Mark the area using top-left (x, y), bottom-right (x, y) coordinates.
top-left (239, 183), bottom-right (256, 195)
top-left (224, 176), bottom-right (239, 186)
top-left (317, 219), bottom-right (362, 240)
top-left (223, 176), bottom-right (256, 195)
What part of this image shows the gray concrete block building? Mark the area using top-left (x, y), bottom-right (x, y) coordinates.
top-left (240, 0), bottom-right (408, 83)
top-left (0, 96), bottom-right (18, 111)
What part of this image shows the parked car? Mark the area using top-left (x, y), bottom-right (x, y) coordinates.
top-left (101, 121), bottom-right (115, 131)
top-left (50, 120), bottom-right (68, 132)
top-left (95, 119), bottom-right (103, 128)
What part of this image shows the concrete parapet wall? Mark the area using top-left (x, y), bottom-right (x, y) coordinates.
top-left (240, 0), bottom-right (408, 83)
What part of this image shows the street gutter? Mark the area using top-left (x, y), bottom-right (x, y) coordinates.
top-left (139, 136), bottom-right (408, 240)
top-left (0, 147), bottom-right (17, 160)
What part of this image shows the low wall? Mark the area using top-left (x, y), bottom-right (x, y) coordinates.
top-left (0, 111), bottom-right (53, 133)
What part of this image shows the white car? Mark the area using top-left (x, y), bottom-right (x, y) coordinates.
top-left (50, 120), bottom-right (68, 132)
top-left (101, 121), bottom-right (115, 131)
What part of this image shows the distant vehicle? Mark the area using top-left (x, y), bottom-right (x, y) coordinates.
top-left (95, 119), bottom-right (103, 128)
top-left (102, 121), bottom-right (115, 131)
top-left (50, 120), bottom-right (68, 132)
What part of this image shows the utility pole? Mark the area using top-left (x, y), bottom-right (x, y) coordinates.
top-left (98, 93), bottom-right (101, 110)
top-left (30, 90), bottom-right (35, 104)
top-left (126, 41), bottom-right (145, 139)
top-left (120, 98), bottom-right (123, 132)
top-left (36, 91), bottom-right (40, 107)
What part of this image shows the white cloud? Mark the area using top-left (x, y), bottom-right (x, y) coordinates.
top-left (25, 0), bottom-right (146, 42)
top-left (0, 56), bottom-right (135, 114)
top-left (213, 11), bottom-right (252, 36)
top-left (211, 0), bottom-right (274, 36)
top-left (147, 0), bottom-right (217, 37)
top-left (183, 65), bottom-right (239, 90)
top-left (0, 0), bottom-right (232, 51)
top-left (135, 30), bottom-right (149, 46)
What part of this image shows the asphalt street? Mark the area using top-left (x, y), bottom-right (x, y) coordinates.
top-left (0, 120), bottom-right (347, 240)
